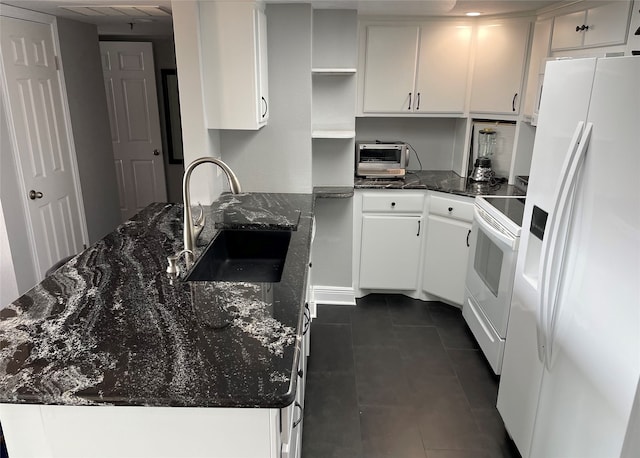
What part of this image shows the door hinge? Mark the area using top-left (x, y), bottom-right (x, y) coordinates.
top-left (54, 56), bottom-right (60, 71)
top-left (83, 243), bottom-right (87, 250)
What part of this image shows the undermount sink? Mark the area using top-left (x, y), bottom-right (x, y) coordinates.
top-left (185, 229), bottom-right (291, 283)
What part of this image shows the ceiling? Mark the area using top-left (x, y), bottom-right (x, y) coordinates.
top-left (1, 0), bottom-right (569, 36)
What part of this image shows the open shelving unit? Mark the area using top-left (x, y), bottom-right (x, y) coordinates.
top-left (311, 10), bottom-right (357, 187)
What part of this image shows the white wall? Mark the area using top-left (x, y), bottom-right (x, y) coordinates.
top-left (355, 117), bottom-right (459, 171)
top-left (57, 18), bottom-right (121, 243)
top-left (220, 3), bottom-right (313, 193)
top-left (172, 0), bottom-right (221, 205)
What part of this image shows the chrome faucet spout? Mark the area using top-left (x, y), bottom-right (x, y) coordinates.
top-left (182, 157), bottom-right (242, 265)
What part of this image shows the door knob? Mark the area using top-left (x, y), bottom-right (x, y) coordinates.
top-left (153, 149), bottom-right (160, 156)
top-left (29, 190), bottom-right (43, 200)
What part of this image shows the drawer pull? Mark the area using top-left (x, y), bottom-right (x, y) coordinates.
top-left (391, 202), bottom-right (396, 207)
top-left (293, 402), bottom-right (303, 428)
top-left (303, 303), bottom-right (311, 334)
top-left (448, 207), bottom-right (453, 212)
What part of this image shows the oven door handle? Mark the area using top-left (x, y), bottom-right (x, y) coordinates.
top-left (473, 206), bottom-right (517, 251)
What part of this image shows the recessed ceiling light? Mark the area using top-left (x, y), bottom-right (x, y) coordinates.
top-left (466, 12), bottom-right (482, 17)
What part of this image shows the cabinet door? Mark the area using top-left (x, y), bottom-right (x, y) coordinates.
top-left (359, 215), bottom-right (423, 290)
top-left (583, 1), bottom-right (631, 48)
top-left (470, 20), bottom-right (531, 115)
top-left (523, 19), bottom-right (552, 118)
top-left (255, 7), bottom-right (269, 124)
top-left (422, 215), bottom-right (471, 305)
top-left (362, 25), bottom-right (419, 113)
top-left (200, 1), bottom-right (267, 130)
top-left (415, 21), bottom-right (472, 113)
top-left (550, 10), bottom-right (586, 50)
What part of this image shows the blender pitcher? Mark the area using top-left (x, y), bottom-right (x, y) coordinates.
top-left (471, 128), bottom-right (497, 182)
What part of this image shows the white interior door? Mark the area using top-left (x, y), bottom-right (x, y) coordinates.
top-left (0, 15), bottom-right (87, 280)
top-left (99, 41), bottom-right (167, 221)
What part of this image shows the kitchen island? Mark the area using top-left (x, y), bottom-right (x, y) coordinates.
top-left (0, 193), bottom-right (314, 457)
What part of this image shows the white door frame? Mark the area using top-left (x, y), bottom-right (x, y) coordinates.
top-left (0, 4), bottom-right (89, 283)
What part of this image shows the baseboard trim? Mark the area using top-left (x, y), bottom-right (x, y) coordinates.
top-left (312, 286), bottom-right (356, 306)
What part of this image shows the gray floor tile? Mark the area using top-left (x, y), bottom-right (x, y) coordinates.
top-left (360, 405), bottom-right (427, 458)
top-left (417, 395), bottom-right (487, 451)
top-left (301, 372), bottom-right (363, 458)
top-left (354, 346), bottom-right (412, 406)
top-left (302, 294), bottom-right (520, 458)
top-left (307, 323), bottom-right (354, 373)
top-left (448, 348), bottom-right (499, 409)
top-left (472, 408), bottom-right (521, 458)
top-left (395, 325), bottom-right (444, 354)
top-left (351, 301), bottom-right (396, 346)
top-left (314, 304), bottom-right (352, 324)
top-left (388, 296), bottom-right (434, 326)
top-left (425, 450), bottom-right (495, 458)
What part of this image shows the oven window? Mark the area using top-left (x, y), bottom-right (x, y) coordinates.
top-left (473, 230), bottom-right (504, 297)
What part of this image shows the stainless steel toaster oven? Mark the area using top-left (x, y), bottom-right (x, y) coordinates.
top-left (356, 141), bottom-right (409, 178)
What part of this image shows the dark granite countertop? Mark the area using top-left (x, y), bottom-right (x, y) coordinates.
top-left (355, 170), bottom-right (526, 197)
top-left (0, 193), bottom-right (314, 409)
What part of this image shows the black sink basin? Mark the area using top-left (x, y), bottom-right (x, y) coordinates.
top-left (185, 229), bottom-right (291, 282)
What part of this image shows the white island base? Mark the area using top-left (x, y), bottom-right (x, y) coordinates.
top-left (0, 403), bottom-right (303, 458)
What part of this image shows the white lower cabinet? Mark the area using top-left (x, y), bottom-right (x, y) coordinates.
top-left (359, 215), bottom-right (423, 290)
top-left (355, 190), bottom-right (474, 305)
top-left (281, 319), bottom-right (308, 458)
top-left (357, 191), bottom-right (425, 291)
top-left (422, 193), bottom-right (474, 305)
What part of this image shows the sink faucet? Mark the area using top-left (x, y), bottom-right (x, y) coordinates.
top-left (181, 157), bottom-right (242, 265)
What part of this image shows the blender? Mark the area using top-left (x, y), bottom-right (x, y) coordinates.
top-left (471, 128), bottom-right (496, 182)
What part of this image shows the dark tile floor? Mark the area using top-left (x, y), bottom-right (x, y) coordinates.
top-left (301, 294), bottom-right (521, 458)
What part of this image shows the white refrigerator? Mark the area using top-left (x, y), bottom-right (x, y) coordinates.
top-left (497, 56), bottom-right (640, 458)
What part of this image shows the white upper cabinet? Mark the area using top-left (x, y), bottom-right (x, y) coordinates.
top-left (551, 1), bottom-right (632, 51)
top-left (523, 18), bottom-right (553, 120)
top-left (200, 1), bottom-right (269, 130)
top-left (360, 21), bottom-right (472, 115)
top-left (470, 19), bottom-right (531, 115)
top-left (415, 21), bottom-right (473, 113)
top-left (362, 25), bottom-right (420, 113)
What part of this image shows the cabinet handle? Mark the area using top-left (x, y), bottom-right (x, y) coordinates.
top-left (512, 93), bottom-right (518, 112)
top-left (448, 207), bottom-right (453, 212)
top-left (261, 96), bottom-right (268, 118)
top-left (407, 92), bottom-right (412, 111)
top-left (416, 92), bottom-right (421, 111)
top-left (391, 202), bottom-right (396, 208)
top-left (576, 24), bottom-right (589, 32)
top-left (467, 229), bottom-right (471, 247)
top-left (417, 220), bottom-right (421, 237)
top-left (303, 303), bottom-right (311, 334)
top-left (293, 402), bottom-right (303, 428)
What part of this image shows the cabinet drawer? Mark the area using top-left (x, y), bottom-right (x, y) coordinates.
top-left (362, 192), bottom-right (425, 213)
top-left (429, 194), bottom-right (474, 222)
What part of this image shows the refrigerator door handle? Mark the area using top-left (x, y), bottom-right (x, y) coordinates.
top-left (538, 121), bottom-right (585, 364)
top-left (545, 122), bottom-right (593, 369)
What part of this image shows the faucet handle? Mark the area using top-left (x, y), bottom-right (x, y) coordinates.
top-left (166, 249), bottom-right (194, 276)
